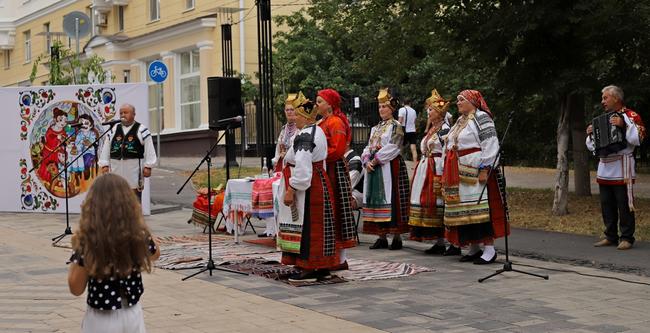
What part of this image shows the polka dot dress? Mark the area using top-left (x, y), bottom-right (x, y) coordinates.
top-left (68, 238), bottom-right (157, 311)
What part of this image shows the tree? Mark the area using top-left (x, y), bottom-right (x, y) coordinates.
top-left (272, 0), bottom-right (650, 218)
top-left (30, 39), bottom-right (114, 85)
top-left (436, 0), bottom-right (650, 215)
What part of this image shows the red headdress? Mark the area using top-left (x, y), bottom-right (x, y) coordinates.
top-left (459, 90), bottom-right (492, 118)
top-left (318, 88), bottom-right (351, 143)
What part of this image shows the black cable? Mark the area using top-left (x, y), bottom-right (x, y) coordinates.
top-left (356, 240), bottom-right (650, 286)
top-left (513, 262), bottom-right (650, 286)
top-left (232, 6), bottom-right (255, 25)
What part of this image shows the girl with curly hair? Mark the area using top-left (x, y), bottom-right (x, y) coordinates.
top-left (67, 173), bottom-right (160, 332)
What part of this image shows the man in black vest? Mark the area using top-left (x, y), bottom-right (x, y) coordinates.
top-left (99, 103), bottom-right (157, 199)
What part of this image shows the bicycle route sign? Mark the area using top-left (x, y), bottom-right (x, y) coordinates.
top-left (148, 60), bottom-right (168, 83)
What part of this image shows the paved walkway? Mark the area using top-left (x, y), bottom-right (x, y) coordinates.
top-left (5, 157), bottom-right (650, 332)
top-left (0, 212), bottom-right (380, 333)
top-left (3, 211), bottom-right (650, 332)
top-left (152, 157), bottom-right (650, 276)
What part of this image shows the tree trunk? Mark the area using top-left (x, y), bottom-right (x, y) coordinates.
top-left (552, 94), bottom-right (571, 215)
top-left (570, 93), bottom-right (592, 196)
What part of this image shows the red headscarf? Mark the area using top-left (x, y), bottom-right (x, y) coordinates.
top-left (459, 89), bottom-right (492, 118)
top-left (318, 88), bottom-right (352, 143)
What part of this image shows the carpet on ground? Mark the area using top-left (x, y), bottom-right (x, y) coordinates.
top-left (244, 237), bottom-right (277, 248)
top-left (154, 234), bottom-right (434, 286)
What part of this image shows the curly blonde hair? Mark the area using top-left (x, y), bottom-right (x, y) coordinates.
top-left (72, 173), bottom-right (153, 278)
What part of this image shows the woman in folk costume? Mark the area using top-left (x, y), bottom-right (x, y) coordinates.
top-left (316, 88), bottom-right (357, 269)
top-left (442, 90), bottom-right (509, 265)
top-left (277, 94), bottom-right (338, 282)
top-left (272, 93), bottom-right (300, 173)
top-left (409, 90), bottom-right (461, 256)
top-left (362, 88), bottom-right (411, 250)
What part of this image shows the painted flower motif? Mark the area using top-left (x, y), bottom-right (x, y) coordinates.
top-left (21, 125), bottom-right (27, 132)
top-left (84, 91), bottom-right (91, 97)
top-left (104, 106), bottom-right (110, 114)
top-left (21, 167), bottom-right (27, 175)
top-left (45, 202), bottom-right (51, 208)
top-left (102, 91), bottom-right (113, 104)
top-left (41, 92), bottom-right (48, 98)
top-left (22, 95), bottom-right (31, 106)
top-left (25, 108), bottom-right (30, 115)
top-left (23, 195), bottom-right (33, 207)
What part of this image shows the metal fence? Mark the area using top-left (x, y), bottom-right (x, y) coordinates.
top-left (236, 97), bottom-right (381, 153)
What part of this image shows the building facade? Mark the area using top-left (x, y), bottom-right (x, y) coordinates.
top-left (0, 0), bottom-right (300, 155)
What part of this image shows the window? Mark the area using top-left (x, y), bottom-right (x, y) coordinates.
top-left (87, 8), bottom-right (96, 36)
top-left (185, 0), bottom-right (195, 10)
top-left (117, 6), bottom-right (125, 31)
top-left (3, 50), bottom-right (11, 69)
top-left (179, 50), bottom-right (200, 130)
top-left (149, 0), bottom-right (160, 21)
top-left (146, 60), bottom-right (163, 134)
top-left (3, 50), bottom-right (10, 69)
top-left (43, 22), bottom-right (51, 52)
top-left (123, 69), bottom-right (130, 83)
top-left (23, 30), bottom-right (31, 62)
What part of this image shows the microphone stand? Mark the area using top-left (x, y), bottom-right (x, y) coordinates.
top-left (29, 125), bottom-right (79, 246)
top-left (177, 122), bottom-right (248, 281)
top-left (51, 123), bottom-right (118, 246)
top-left (475, 111), bottom-right (549, 283)
top-left (53, 122), bottom-right (116, 180)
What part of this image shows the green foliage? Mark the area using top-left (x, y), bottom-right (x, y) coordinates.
top-left (30, 39), bottom-right (114, 85)
top-left (239, 73), bottom-right (258, 103)
top-left (272, 0), bottom-right (650, 166)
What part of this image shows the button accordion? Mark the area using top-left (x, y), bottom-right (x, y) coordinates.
top-left (592, 112), bottom-right (627, 157)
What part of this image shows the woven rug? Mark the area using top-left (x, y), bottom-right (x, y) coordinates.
top-left (154, 235), bottom-right (277, 270)
top-left (244, 238), bottom-right (277, 248)
top-left (221, 259), bottom-right (347, 287)
top-left (155, 235), bottom-right (434, 282)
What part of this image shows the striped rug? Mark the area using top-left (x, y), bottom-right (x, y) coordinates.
top-left (154, 235), bottom-right (435, 283)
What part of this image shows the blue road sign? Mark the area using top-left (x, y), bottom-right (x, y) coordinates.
top-left (148, 60), bottom-right (168, 83)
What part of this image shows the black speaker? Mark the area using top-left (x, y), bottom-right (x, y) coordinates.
top-left (208, 77), bottom-right (242, 130)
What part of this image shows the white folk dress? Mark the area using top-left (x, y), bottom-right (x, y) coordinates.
top-left (409, 119), bottom-right (450, 241)
top-left (442, 109), bottom-right (504, 245)
top-left (361, 118), bottom-right (410, 235)
top-left (276, 124), bottom-right (338, 269)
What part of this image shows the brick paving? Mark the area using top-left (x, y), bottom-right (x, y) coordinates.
top-left (2, 210), bottom-right (650, 332)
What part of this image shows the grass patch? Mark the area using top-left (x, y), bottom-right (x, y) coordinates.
top-left (183, 167), bottom-right (261, 190)
top-left (508, 187), bottom-right (650, 241)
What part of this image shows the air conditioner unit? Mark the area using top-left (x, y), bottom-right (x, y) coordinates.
top-left (97, 13), bottom-right (108, 26)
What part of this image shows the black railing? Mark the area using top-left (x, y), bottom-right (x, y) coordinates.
top-left (238, 96), bottom-right (385, 155)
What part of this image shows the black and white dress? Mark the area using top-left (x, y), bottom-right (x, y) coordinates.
top-left (68, 238), bottom-right (156, 332)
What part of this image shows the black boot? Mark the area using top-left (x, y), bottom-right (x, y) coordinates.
top-left (370, 238), bottom-right (389, 249)
top-left (459, 250), bottom-right (483, 262)
top-left (443, 245), bottom-right (461, 256)
top-left (389, 237), bottom-right (403, 250)
top-left (425, 244), bottom-right (446, 255)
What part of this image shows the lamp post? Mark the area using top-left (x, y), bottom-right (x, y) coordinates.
top-left (256, 0), bottom-right (274, 170)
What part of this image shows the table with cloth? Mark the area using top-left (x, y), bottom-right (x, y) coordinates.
top-left (190, 174), bottom-right (282, 240)
top-left (222, 174), bottom-right (282, 240)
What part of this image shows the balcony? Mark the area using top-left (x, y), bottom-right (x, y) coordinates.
top-left (0, 23), bottom-right (15, 50)
top-left (92, 0), bottom-right (130, 13)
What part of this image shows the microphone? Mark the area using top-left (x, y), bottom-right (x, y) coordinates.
top-left (102, 119), bottom-right (122, 126)
top-left (216, 116), bottom-right (243, 126)
top-left (67, 119), bottom-right (122, 128)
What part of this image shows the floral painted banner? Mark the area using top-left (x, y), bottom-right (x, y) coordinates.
top-left (1, 83), bottom-right (150, 214)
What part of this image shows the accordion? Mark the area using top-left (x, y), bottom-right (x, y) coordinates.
top-left (592, 112), bottom-right (627, 157)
